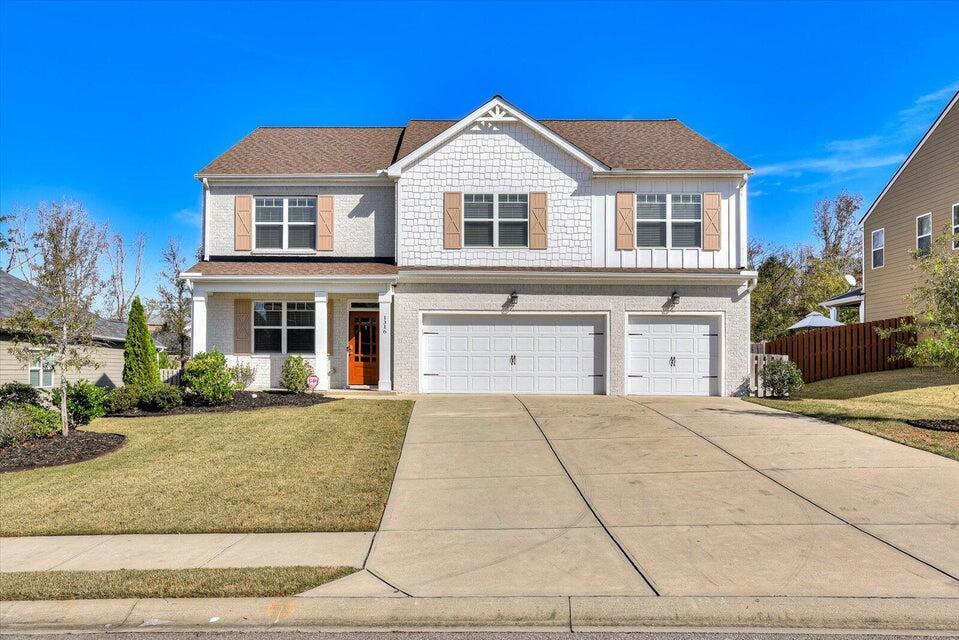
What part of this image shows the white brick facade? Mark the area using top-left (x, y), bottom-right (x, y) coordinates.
top-left (397, 123), bottom-right (593, 267)
top-left (207, 185), bottom-right (395, 258)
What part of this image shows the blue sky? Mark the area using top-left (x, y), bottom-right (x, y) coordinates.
top-left (2, 0), bottom-right (957, 299)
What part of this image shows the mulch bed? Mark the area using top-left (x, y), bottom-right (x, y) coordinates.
top-left (0, 431), bottom-right (126, 473)
top-left (111, 391), bottom-right (334, 417)
top-left (907, 419), bottom-right (959, 433)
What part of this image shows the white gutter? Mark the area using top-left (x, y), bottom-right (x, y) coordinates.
top-left (178, 273), bottom-right (396, 283)
top-left (594, 169), bottom-right (754, 178)
top-left (195, 172), bottom-right (393, 186)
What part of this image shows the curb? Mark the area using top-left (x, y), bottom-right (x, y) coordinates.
top-left (3, 595), bottom-right (959, 633)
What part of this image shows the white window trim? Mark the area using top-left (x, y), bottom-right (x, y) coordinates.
top-left (871, 228), bottom-right (885, 269)
top-left (952, 203), bottom-right (958, 250)
top-left (916, 212), bottom-right (932, 253)
top-left (462, 191), bottom-right (530, 249)
top-left (29, 351), bottom-right (54, 388)
top-left (635, 193), bottom-right (703, 249)
top-left (252, 301), bottom-right (317, 355)
top-left (252, 197), bottom-right (317, 252)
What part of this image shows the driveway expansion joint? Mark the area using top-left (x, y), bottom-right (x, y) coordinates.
top-left (515, 395), bottom-right (661, 596)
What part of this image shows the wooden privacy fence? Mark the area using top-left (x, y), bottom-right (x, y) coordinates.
top-left (750, 353), bottom-right (790, 397)
top-left (764, 316), bottom-right (914, 383)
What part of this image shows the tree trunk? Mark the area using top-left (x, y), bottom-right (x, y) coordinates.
top-left (58, 375), bottom-right (69, 437)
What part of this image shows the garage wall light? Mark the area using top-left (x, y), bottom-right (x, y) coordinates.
top-left (508, 291), bottom-right (519, 305)
top-left (669, 291), bottom-right (680, 305)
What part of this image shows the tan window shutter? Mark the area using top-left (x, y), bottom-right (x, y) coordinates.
top-left (443, 192), bottom-right (462, 249)
top-left (235, 196), bottom-right (252, 251)
top-left (703, 192), bottom-right (722, 251)
top-left (528, 192), bottom-right (548, 249)
top-left (316, 195), bottom-right (334, 251)
top-left (234, 299), bottom-right (252, 355)
top-left (615, 192), bottom-right (635, 251)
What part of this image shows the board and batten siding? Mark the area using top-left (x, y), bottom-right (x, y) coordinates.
top-left (0, 338), bottom-right (125, 389)
top-left (862, 101), bottom-right (959, 322)
top-left (595, 178), bottom-right (746, 269)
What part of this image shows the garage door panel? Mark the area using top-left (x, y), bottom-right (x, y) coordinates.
top-left (421, 314), bottom-right (605, 395)
top-left (627, 316), bottom-right (720, 396)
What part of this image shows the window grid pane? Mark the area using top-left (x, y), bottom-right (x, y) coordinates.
top-left (636, 194), bottom-right (667, 220)
top-left (286, 329), bottom-right (315, 353)
top-left (672, 222), bottom-right (702, 248)
top-left (498, 222), bottom-right (528, 247)
top-left (254, 302), bottom-right (282, 327)
top-left (637, 222), bottom-right (667, 247)
top-left (288, 226), bottom-right (316, 250)
top-left (917, 215), bottom-right (931, 236)
top-left (287, 302), bottom-right (315, 327)
top-left (498, 193), bottom-right (528, 219)
top-left (672, 194), bottom-right (703, 221)
top-left (464, 221), bottom-right (494, 246)
top-left (254, 329), bottom-right (282, 352)
top-left (464, 194), bottom-right (494, 219)
top-left (872, 229), bottom-right (884, 251)
top-left (873, 248), bottom-right (884, 268)
top-left (256, 226), bottom-right (283, 249)
top-left (288, 197), bottom-right (316, 222)
top-left (255, 198), bottom-right (283, 222)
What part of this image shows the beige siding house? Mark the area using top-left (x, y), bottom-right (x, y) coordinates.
top-left (0, 271), bottom-right (127, 389)
top-left (860, 91), bottom-right (959, 322)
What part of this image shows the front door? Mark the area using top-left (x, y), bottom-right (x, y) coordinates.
top-left (348, 311), bottom-right (379, 386)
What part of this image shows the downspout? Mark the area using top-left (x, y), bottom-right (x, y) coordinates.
top-left (201, 178), bottom-right (210, 261)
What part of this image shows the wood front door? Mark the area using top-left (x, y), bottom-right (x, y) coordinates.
top-left (348, 311), bottom-right (379, 386)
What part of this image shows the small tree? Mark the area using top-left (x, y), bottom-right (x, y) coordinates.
top-left (3, 201), bottom-right (108, 436)
top-left (152, 238), bottom-right (191, 375)
top-left (123, 296), bottom-right (160, 386)
top-left (888, 232), bottom-right (959, 373)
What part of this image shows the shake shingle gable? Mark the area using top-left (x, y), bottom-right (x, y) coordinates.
top-left (198, 116), bottom-right (750, 176)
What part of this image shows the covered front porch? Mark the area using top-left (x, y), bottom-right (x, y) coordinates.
top-left (187, 278), bottom-right (394, 392)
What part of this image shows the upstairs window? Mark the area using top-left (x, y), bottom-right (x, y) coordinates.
top-left (254, 197), bottom-right (317, 250)
top-left (252, 302), bottom-right (316, 354)
top-left (916, 213), bottom-right (932, 255)
top-left (671, 194), bottom-right (703, 248)
top-left (29, 353), bottom-right (54, 388)
top-left (953, 204), bottom-right (958, 250)
top-left (463, 193), bottom-right (529, 247)
top-left (636, 194), bottom-right (667, 247)
top-left (871, 228), bottom-right (884, 268)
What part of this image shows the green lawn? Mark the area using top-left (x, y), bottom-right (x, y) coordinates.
top-left (0, 566), bottom-right (354, 600)
top-left (747, 368), bottom-right (959, 460)
top-left (0, 399), bottom-right (413, 536)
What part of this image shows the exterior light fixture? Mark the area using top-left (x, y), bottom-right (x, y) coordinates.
top-left (509, 291), bottom-right (519, 305)
top-left (669, 291), bottom-right (680, 305)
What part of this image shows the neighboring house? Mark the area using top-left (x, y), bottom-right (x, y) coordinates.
top-left (0, 271), bottom-right (127, 389)
top-left (859, 91), bottom-right (958, 322)
top-left (184, 96), bottom-right (757, 396)
top-left (819, 286), bottom-right (864, 323)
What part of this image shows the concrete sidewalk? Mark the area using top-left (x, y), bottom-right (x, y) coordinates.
top-left (0, 532), bottom-right (373, 572)
top-left (2, 595), bottom-right (958, 633)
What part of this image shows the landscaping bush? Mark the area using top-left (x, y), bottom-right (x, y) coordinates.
top-left (105, 384), bottom-right (143, 414)
top-left (182, 350), bottom-right (235, 405)
top-left (279, 355), bottom-right (313, 393)
top-left (23, 404), bottom-right (60, 438)
top-left (139, 383), bottom-right (184, 412)
top-left (230, 363), bottom-right (257, 391)
top-left (761, 359), bottom-right (804, 398)
top-left (157, 350), bottom-right (177, 370)
top-left (0, 405), bottom-right (34, 446)
top-left (52, 380), bottom-right (107, 426)
top-left (0, 382), bottom-right (42, 407)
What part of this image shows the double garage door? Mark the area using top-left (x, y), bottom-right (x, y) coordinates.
top-left (420, 313), bottom-right (720, 396)
top-left (421, 314), bottom-right (606, 394)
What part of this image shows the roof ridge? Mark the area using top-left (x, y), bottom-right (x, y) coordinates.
top-left (255, 125), bottom-right (406, 129)
top-left (542, 118), bottom-right (679, 122)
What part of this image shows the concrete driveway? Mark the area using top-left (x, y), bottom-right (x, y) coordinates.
top-left (366, 395), bottom-right (959, 598)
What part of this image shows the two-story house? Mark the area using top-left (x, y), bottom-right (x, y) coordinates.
top-left (182, 96), bottom-right (757, 396)
top-left (856, 90), bottom-right (958, 322)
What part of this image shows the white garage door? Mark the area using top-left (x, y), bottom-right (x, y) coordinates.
top-left (421, 314), bottom-right (606, 394)
top-left (627, 316), bottom-right (720, 396)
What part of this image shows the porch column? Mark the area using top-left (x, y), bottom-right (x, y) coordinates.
top-left (829, 307), bottom-right (838, 321)
top-left (314, 290), bottom-right (329, 390)
top-left (859, 300), bottom-right (864, 323)
top-left (191, 287), bottom-right (207, 355)
top-left (378, 288), bottom-right (393, 391)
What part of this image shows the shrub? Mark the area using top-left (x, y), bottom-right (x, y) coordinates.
top-left (230, 363), bottom-right (257, 391)
top-left (23, 404), bottom-right (60, 438)
top-left (123, 296), bottom-right (160, 387)
top-left (279, 355), bottom-right (313, 393)
top-left (182, 350), bottom-right (234, 405)
top-left (105, 384), bottom-right (143, 414)
top-left (157, 350), bottom-right (177, 370)
top-left (139, 383), bottom-right (184, 411)
top-left (0, 382), bottom-right (42, 407)
top-left (0, 405), bottom-right (34, 446)
top-left (52, 380), bottom-right (107, 426)
top-left (761, 359), bottom-right (804, 398)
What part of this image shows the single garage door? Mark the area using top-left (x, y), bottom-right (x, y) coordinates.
top-left (421, 314), bottom-right (606, 394)
top-left (627, 315), bottom-right (720, 396)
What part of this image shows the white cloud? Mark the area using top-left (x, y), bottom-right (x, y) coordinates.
top-left (754, 82), bottom-right (957, 178)
top-left (174, 208), bottom-right (202, 227)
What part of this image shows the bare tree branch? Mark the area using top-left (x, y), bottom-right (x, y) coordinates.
top-left (103, 232), bottom-right (145, 322)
